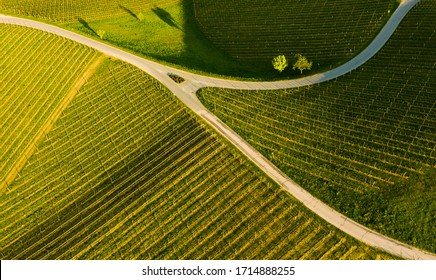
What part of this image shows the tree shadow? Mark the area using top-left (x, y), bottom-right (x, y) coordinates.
top-left (152, 6), bottom-right (182, 31)
top-left (77, 17), bottom-right (97, 36)
top-left (136, 0), bottom-right (256, 78)
top-left (119, 4), bottom-right (138, 20)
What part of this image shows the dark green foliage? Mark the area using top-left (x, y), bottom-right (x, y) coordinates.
top-left (359, 168), bottom-right (436, 249)
top-left (194, 0), bottom-right (398, 73)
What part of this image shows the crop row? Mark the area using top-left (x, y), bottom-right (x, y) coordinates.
top-left (193, 0), bottom-right (396, 69)
top-left (197, 0), bottom-right (436, 252)
top-left (0, 24), bottom-right (98, 183)
top-left (205, 90), bottom-right (432, 169)
top-left (0, 0), bottom-right (179, 23)
top-left (0, 49), bottom-right (392, 259)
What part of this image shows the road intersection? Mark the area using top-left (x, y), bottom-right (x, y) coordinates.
top-left (1, 0), bottom-right (434, 259)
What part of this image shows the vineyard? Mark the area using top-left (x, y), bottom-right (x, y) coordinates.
top-left (0, 0), bottom-right (179, 23)
top-left (0, 0), bottom-right (248, 78)
top-left (198, 0), bottom-right (436, 253)
top-left (0, 25), bottom-right (395, 259)
top-left (193, 0), bottom-right (398, 72)
top-left (0, 24), bottom-right (100, 188)
top-left (1, 0), bottom-right (401, 78)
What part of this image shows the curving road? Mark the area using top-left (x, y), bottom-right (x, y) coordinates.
top-left (1, 0), bottom-right (435, 260)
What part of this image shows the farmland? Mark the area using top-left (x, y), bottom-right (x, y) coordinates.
top-left (0, 0), bottom-right (179, 23)
top-left (1, 0), bottom-right (398, 78)
top-left (0, 25), bottom-right (395, 259)
top-left (198, 0), bottom-right (436, 253)
top-left (0, 24), bottom-right (100, 189)
top-left (193, 0), bottom-right (398, 73)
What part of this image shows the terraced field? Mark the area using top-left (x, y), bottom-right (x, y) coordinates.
top-left (0, 24), bottom-right (101, 188)
top-left (0, 0), bottom-right (179, 23)
top-left (0, 25), bottom-right (395, 259)
top-left (198, 0), bottom-right (436, 253)
top-left (194, 0), bottom-right (398, 71)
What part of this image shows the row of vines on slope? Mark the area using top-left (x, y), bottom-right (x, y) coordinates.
top-left (197, 0), bottom-right (436, 253)
top-left (193, 0), bottom-right (398, 71)
top-left (0, 26), bottom-right (393, 259)
top-left (0, 0), bottom-right (179, 23)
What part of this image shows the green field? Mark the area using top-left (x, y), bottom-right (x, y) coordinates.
top-left (193, 0), bottom-right (398, 73)
top-left (0, 0), bottom-right (397, 79)
top-left (0, 25), bottom-right (395, 259)
top-left (0, 0), bottom-right (179, 22)
top-left (198, 0), bottom-right (436, 253)
top-left (0, 24), bottom-right (101, 186)
top-left (62, 1), bottom-right (247, 79)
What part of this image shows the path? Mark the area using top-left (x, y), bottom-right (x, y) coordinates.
top-left (1, 0), bottom-right (435, 260)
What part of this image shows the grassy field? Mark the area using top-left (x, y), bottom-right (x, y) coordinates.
top-left (0, 0), bottom-right (398, 79)
top-left (0, 24), bottom-right (101, 187)
top-left (0, 25), bottom-right (395, 260)
top-left (198, 0), bottom-right (436, 253)
top-left (62, 1), bottom-right (247, 79)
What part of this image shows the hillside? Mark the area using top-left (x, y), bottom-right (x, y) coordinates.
top-left (193, 0), bottom-right (398, 73)
top-left (0, 25), bottom-right (395, 259)
top-left (0, 24), bottom-right (100, 187)
top-left (198, 0), bottom-right (436, 253)
top-left (0, 0), bottom-right (398, 78)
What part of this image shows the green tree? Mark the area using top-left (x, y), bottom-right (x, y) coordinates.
top-left (97, 30), bottom-right (106, 40)
top-left (272, 55), bottom-right (288, 73)
top-left (293, 54), bottom-right (312, 74)
top-left (137, 12), bottom-right (145, 22)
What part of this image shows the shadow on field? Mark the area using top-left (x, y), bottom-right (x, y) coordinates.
top-left (73, 1), bottom-right (261, 79)
top-left (176, 0), bottom-right (276, 78)
top-left (0, 126), bottom-right (192, 259)
top-left (77, 17), bottom-right (97, 36)
top-left (152, 6), bottom-right (182, 31)
top-left (144, 0), bottom-right (255, 78)
top-left (119, 4), bottom-right (138, 20)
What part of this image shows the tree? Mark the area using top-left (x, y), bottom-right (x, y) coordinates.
top-left (272, 55), bottom-right (288, 73)
top-left (97, 29), bottom-right (106, 40)
top-left (137, 12), bottom-right (145, 22)
top-left (293, 54), bottom-right (312, 74)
